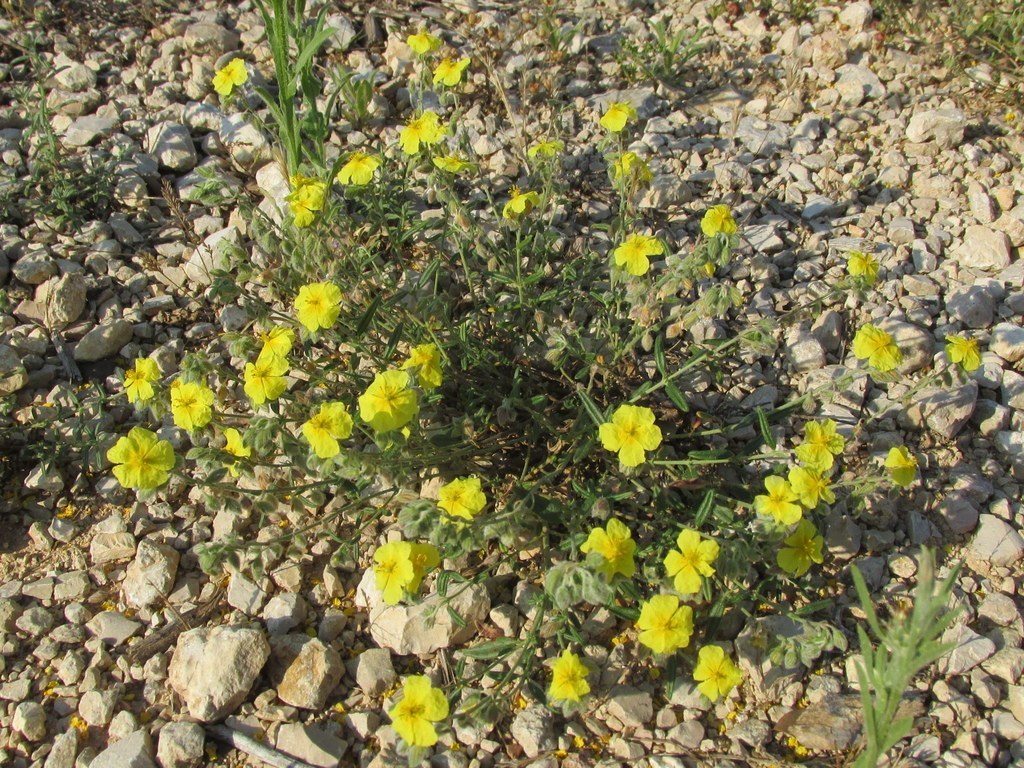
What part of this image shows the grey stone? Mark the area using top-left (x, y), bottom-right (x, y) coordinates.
top-left (0, 344), bottom-right (29, 396)
top-left (184, 226), bottom-right (240, 287)
top-left (89, 729), bottom-right (156, 768)
top-left (227, 572), bottom-right (266, 615)
top-left (353, 648), bottom-right (396, 697)
top-left (357, 568), bottom-right (491, 656)
top-left (606, 685), bottom-right (653, 727)
top-left (776, 694), bottom-right (862, 751)
top-left (510, 704), bottom-right (555, 758)
top-left (838, 1), bottom-right (873, 32)
top-left (183, 22), bottom-right (240, 56)
top-left (946, 285), bottom-right (995, 328)
top-left (836, 64), bottom-right (886, 103)
top-left (147, 123), bottom-right (197, 172)
top-left (666, 720), bottom-right (704, 750)
top-left (920, 382), bottom-right (977, 440)
top-left (324, 14), bottom-right (358, 52)
top-left (1001, 369), bottom-right (1024, 409)
top-left (37, 274), bottom-right (87, 328)
top-left (54, 59), bottom-right (97, 91)
top-left (735, 116), bottom-right (791, 157)
top-left (156, 721), bottom-right (205, 768)
top-left (219, 114), bottom-right (270, 166)
top-left (936, 492), bottom-right (980, 535)
top-left (262, 592), bottom-right (307, 635)
top-left (86, 610), bottom-right (143, 646)
top-left (74, 320), bottom-right (133, 361)
top-left (275, 723), bottom-right (347, 768)
top-left (969, 515), bottom-right (1024, 568)
top-left (639, 175), bottom-right (692, 208)
top-left (991, 323), bottom-right (1024, 363)
top-left (786, 328), bottom-right (827, 372)
top-left (736, 616), bottom-right (804, 702)
top-left (268, 634), bottom-right (343, 710)
top-left (981, 647), bottom-right (1024, 685)
top-left (90, 531), bottom-right (137, 565)
top-left (79, 689), bottom-right (117, 726)
top-left (906, 108), bottom-right (967, 148)
top-left (954, 226), bottom-right (1013, 271)
top-left (43, 728), bottom-right (79, 768)
top-left (12, 248), bottom-right (57, 284)
top-left (873, 318), bottom-right (933, 374)
top-left (168, 626), bottom-right (270, 722)
top-left (13, 700), bottom-right (47, 741)
top-left (15, 605), bottom-right (53, 636)
top-left (123, 539), bottom-right (180, 609)
top-left (62, 114), bottom-right (119, 147)
top-left (939, 624), bottom-right (997, 675)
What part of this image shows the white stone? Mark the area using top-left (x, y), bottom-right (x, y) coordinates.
top-left (156, 721), bottom-right (205, 768)
top-left (168, 626), bottom-right (270, 722)
top-left (954, 225), bottom-right (1013, 271)
top-left (123, 540), bottom-right (180, 609)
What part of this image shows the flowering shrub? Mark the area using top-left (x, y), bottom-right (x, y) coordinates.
top-left (98, 2), bottom-right (984, 760)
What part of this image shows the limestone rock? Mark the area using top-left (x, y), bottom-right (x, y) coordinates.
top-left (168, 626), bottom-right (270, 722)
top-left (74, 320), bottom-right (133, 361)
top-left (123, 539), bottom-right (180, 610)
top-left (268, 634), bottom-right (343, 710)
top-left (356, 569), bottom-right (490, 656)
top-left (89, 729), bottom-right (156, 768)
top-left (156, 721), bottom-right (205, 768)
top-left (906, 108), bottom-right (967, 148)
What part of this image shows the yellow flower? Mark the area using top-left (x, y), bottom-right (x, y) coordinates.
top-left (611, 151), bottom-right (652, 185)
top-left (437, 476), bottom-right (486, 520)
top-left (286, 177), bottom-right (327, 228)
top-left (336, 152), bottom-right (380, 186)
top-left (663, 529), bottom-right (719, 595)
top-left (406, 543), bottom-right (440, 595)
top-left (636, 594), bottom-right (693, 655)
top-left (885, 446), bottom-right (917, 488)
top-left (600, 102), bottom-right (637, 132)
top-left (107, 427), bottom-right (175, 490)
top-left (407, 29), bottom-right (441, 56)
top-left (373, 541), bottom-right (416, 605)
top-left (528, 139), bottom-right (564, 158)
top-left (432, 155), bottom-right (474, 174)
top-left (613, 234), bottom-right (664, 277)
top-left (598, 404), bottom-right (662, 467)
top-left (257, 326), bottom-right (294, 361)
top-left (853, 323), bottom-right (902, 373)
top-left (847, 250), bottom-right (879, 284)
top-left (433, 57), bottom-right (470, 87)
top-left (946, 335), bottom-right (981, 372)
top-left (399, 111), bottom-right (446, 155)
top-left (401, 343), bottom-right (443, 389)
top-left (502, 186), bottom-right (541, 221)
top-left (302, 403), bottom-right (354, 459)
top-left (787, 466), bottom-right (835, 509)
top-left (170, 380), bottom-right (214, 432)
top-left (358, 370), bottom-right (418, 432)
top-left (549, 651), bottom-right (591, 703)
top-left (753, 476), bottom-right (802, 526)
top-left (212, 58), bottom-right (248, 97)
top-left (701, 205), bottom-right (738, 237)
top-left (243, 354), bottom-right (288, 406)
top-left (794, 419), bottom-right (845, 473)
top-left (222, 427), bottom-right (251, 478)
top-left (693, 645), bottom-right (743, 702)
top-left (124, 358), bottom-right (160, 404)
top-left (295, 282), bottom-right (342, 333)
top-left (389, 676), bottom-right (449, 748)
top-left (777, 520), bottom-right (824, 577)
top-left (580, 518), bottom-right (636, 579)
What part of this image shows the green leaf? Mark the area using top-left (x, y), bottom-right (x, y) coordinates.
top-left (694, 489), bottom-right (716, 526)
top-left (756, 407), bottom-right (776, 449)
top-left (356, 294), bottom-right (382, 336)
top-left (665, 380), bottom-right (689, 412)
top-left (446, 605), bottom-right (467, 629)
top-left (576, 389), bottom-right (605, 427)
top-left (383, 321), bottom-right (404, 362)
top-left (460, 637), bottom-right (520, 660)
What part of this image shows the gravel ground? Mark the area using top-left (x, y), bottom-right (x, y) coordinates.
top-left (0, 1), bottom-right (1023, 767)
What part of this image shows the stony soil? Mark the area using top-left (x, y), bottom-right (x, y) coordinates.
top-left (0, 1), bottom-right (1023, 767)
